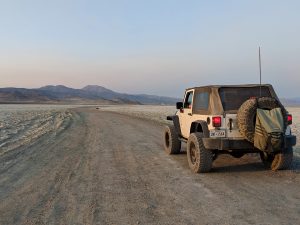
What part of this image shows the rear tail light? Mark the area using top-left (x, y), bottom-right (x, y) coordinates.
top-left (212, 116), bottom-right (222, 127)
top-left (287, 114), bottom-right (292, 125)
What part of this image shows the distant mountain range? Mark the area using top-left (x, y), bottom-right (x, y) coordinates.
top-left (0, 85), bottom-right (180, 105)
top-left (1, 85), bottom-right (299, 106)
top-left (280, 98), bottom-right (300, 107)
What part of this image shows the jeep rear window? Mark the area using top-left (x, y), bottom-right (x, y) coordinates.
top-left (219, 87), bottom-right (272, 111)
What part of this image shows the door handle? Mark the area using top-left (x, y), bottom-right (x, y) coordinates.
top-left (188, 113), bottom-right (192, 116)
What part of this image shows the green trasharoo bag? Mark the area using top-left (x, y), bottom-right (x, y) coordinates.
top-left (254, 108), bottom-right (284, 152)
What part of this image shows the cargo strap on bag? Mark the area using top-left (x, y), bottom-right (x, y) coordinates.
top-left (254, 108), bottom-right (284, 152)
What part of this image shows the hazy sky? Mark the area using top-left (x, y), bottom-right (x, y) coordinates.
top-left (0, 0), bottom-right (299, 98)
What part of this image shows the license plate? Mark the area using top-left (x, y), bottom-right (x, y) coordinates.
top-left (210, 130), bottom-right (226, 138)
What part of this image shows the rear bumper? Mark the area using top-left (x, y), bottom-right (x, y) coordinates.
top-left (202, 135), bottom-right (296, 151)
top-left (202, 138), bottom-right (254, 150)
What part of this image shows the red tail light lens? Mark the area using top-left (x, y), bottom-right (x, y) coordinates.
top-left (212, 116), bottom-right (222, 127)
top-left (287, 114), bottom-right (292, 125)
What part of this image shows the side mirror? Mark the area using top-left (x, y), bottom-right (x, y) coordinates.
top-left (176, 102), bottom-right (183, 109)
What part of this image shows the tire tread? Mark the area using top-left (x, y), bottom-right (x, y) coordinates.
top-left (163, 125), bottom-right (181, 155)
top-left (187, 133), bottom-right (213, 173)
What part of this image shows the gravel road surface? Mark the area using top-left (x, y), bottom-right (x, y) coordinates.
top-left (0, 107), bottom-right (299, 225)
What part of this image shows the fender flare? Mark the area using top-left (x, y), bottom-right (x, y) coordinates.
top-left (167, 115), bottom-right (182, 137)
top-left (190, 120), bottom-right (209, 138)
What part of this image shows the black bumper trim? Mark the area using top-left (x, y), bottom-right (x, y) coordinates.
top-left (202, 138), bottom-right (254, 150)
top-left (202, 135), bottom-right (296, 151)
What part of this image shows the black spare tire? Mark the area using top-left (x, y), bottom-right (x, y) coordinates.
top-left (237, 97), bottom-right (287, 143)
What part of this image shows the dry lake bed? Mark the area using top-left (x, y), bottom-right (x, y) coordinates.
top-left (0, 104), bottom-right (300, 225)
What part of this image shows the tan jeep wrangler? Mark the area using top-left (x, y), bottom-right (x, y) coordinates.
top-left (163, 84), bottom-right (296, 173)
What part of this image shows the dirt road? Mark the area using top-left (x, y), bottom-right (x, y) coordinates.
top-left (0, 107), bottom-right (299, 225)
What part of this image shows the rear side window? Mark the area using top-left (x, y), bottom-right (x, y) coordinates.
top-left (194, 92), bottom-right (209, 110)
top-left (219, 87), bottom-right (271, 111)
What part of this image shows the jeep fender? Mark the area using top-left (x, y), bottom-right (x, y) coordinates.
top-left (166, 115), bottom-right (182, 137)
top-left (190, 120), bottom-right (209, 138)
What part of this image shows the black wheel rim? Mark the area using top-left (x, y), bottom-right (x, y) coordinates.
top-left (189, 142), bottom-right (197, 164)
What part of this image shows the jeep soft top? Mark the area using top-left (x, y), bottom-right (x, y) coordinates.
top-left (183, 84), bottom-right (278, 114)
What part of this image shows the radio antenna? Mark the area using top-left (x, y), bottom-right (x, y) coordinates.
top-left (259, 46), bottom-right (262, 97)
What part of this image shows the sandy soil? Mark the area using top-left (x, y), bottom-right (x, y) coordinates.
top-left (0, 107), bottom-right (300, 225)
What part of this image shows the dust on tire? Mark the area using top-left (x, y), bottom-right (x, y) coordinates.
top-left (163, 125), bottom-right (181, 154)
top-left (187, 132), bottom-right (213, 173)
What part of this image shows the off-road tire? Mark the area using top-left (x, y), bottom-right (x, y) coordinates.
top-left (187, 133), bottom-right (213, 173)
top-left (163, 125), bottom-right (181, 155)
top-left (260, 147), bottom-right (293, 170)
top-left (237, 97), bottom-right (287, 142)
